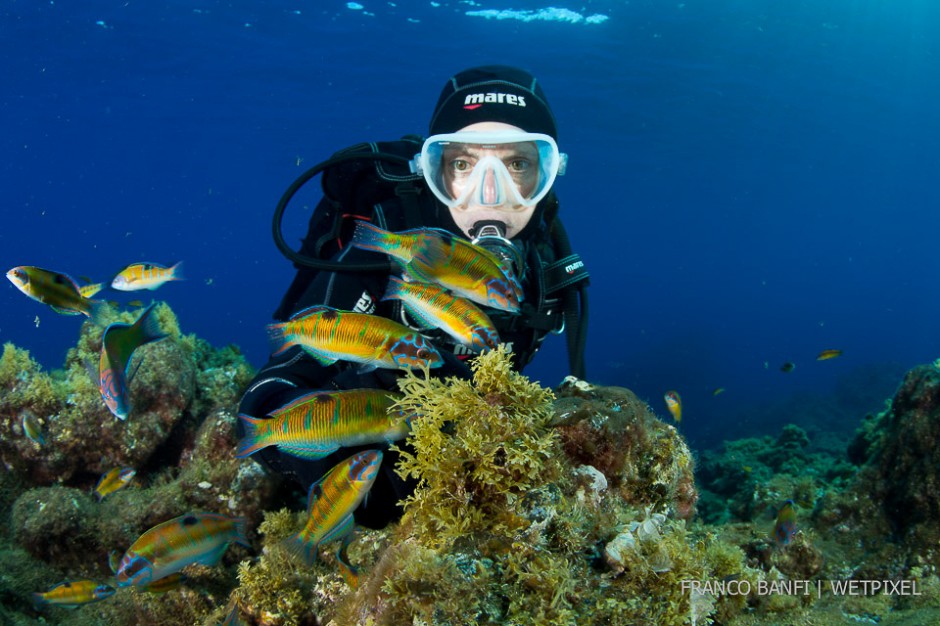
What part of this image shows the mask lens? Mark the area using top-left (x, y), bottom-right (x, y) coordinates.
top-left (417, 132), bottom-right (563, 209)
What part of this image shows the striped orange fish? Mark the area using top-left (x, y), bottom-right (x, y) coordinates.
top-left (237, 389), bottom-right (411, 460)
top-left (350, 221), bottom-right (522, 313)
top-left (115, 512), bottom-right (248, 587)
top-left (111, 261), bottom-right (184, 291)
top-left (383, 276), bottom-right (500, 352)
top-left (33, 580), bottom-right (115, 609)
top-left (267, 305), bottom-right (442, 370)
top-left (285, 450), bottom-right (382, 567)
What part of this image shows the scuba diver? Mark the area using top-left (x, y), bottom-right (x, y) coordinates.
top-left (239, 65), bottom-right (590, 528)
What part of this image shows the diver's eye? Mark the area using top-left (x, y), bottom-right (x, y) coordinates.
top-left (507, 158), bottom-right (531, 173)
top-left (450, 159), bottom-right (472, 173)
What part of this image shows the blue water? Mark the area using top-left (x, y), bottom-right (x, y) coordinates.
top-left (3, 0), bottom-right (938, 450)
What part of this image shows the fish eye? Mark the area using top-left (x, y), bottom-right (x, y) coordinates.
top-left (416, 348), bottom-right (430, 359)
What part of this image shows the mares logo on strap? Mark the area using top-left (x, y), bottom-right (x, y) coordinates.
top-left (463, 93), bottom-right (527, 110)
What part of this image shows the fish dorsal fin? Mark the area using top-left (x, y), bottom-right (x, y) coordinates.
top-left (305, 475), bottom-right (328, 514)
top-left (287, 304), bottom-right (333, 322)
top-left (52, 271), bottom-right (83, 295)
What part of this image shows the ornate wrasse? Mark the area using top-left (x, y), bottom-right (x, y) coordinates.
top-left (32, 580), bottom-right (115, 609)
top-left (382, 276), bottom-right (500, 351)
top-left (97, 302), bottom-right (167, 420)
top-left (350, 221), bottom-right (522, 313)
top-left (115, 512), bottom-right (249, 587)
top-left (267, 305), bottom-right (442, 370)
top-left (284, 449), bottom-right (382, 566)
top-left (237, 389), bottom-right (411, 460)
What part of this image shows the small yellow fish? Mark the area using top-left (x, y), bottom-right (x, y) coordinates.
top-left (111, 262), bottom-right (184, 291)
top-left (94, 467), bottom-right (136, 500)
top-left (79, 282), bottom-right (105, 298)
top-left (664, 390), bottom-right (682, 423)
top-left (712, 387), bottom-right (725, 396)
top-left (32, 580), bottom-right (115, 609)
top-left (816, 349), bottom-right (843, 361)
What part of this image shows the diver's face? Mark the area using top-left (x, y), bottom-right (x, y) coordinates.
top-left (444, 122), bottom-right (538, 239)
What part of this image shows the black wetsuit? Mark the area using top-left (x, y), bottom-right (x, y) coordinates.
top-left (238, 139), bottom-right (570, 528)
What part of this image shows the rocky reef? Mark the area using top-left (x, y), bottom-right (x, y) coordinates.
top-left (3, 304), bottom-right (940, 625)
top-left (0, 304), bottom-right (278, 625)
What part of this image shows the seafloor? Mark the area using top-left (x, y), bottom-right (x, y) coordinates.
top-left (1, 303), bottom-right (938, 625)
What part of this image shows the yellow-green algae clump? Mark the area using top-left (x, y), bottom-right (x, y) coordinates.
top-left (308, 346), bottom-right (754, 626)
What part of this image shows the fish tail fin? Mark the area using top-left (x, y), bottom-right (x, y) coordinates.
top-left (283, 531), bottom-right (319, 566)
top-left (235, 415), bottom-right (271, 458)
top-left (169, 261), bottom-right (185, 281)
top-left (136, 303), bottom-right (169, 345)
top-left (381, 275), bottom-right (405, 302)
top-left (350, 220), bottom-right (393, 253)
top-left (232, 516), bottom-right (250, 548)
top-left (86, 298), bottom-right (111, 326)
top-left (31, 593), bottom-right (48, 611)
top-left (266, 323), bottom-right (291, 356)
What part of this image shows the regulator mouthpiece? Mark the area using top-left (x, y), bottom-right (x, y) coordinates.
top-left (470, 220), bottom-right (524, 279)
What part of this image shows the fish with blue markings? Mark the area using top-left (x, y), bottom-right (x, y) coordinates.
top-left (267, 305), bottom-right (442, 370)
top-left (20, 409), bottom-right (46, 445)
top-left (284, 450), bottom-right (382, 578)
top-left (237, 389), bottom-right (412, 460)
top-left (94, 467), bottom-right (136, 500)
top-left (97, 303), bottom-right (167, 420)
top-left (773, 499), bottom-right (798, 547)
top-left (7, 266), bottom-right (109, 324)
top-left (382, 276), bottom-right (500, 352)
top-left (350, 221), bottom-right (522, 313)
top-left (115, 511), bottom-right (249, 587)
top-left (32, 580), bottom-right (115, 609)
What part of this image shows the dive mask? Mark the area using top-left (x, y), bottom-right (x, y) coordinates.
top-left (412, 131), bottom-right (567, 209)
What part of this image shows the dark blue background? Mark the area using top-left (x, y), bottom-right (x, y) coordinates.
top-left (3, 0), bottom-right (937, 450)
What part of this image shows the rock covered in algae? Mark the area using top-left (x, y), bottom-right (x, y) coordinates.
top-left (849, 363), bottom-right (940, 538)
top-left (0, 304), bottom-right (196, 485)
top-left (275, 347), bottom-right (749, 626)
top-left (0, 302), bottom-right (282, 626)
top-left (552, 377), bottom-right (699, 520)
